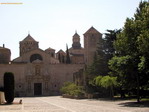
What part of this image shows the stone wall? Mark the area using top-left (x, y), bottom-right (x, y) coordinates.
top-left (0, 63), bottom-right (84, 96)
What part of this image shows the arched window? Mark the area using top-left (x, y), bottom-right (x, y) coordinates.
top-left (30, 54), bottom-right (43, 63)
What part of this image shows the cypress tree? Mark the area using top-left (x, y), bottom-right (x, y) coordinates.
top-left (66, 44), bottom-right (71, 64)
top-left (4, 72), bottom-right (15, 104)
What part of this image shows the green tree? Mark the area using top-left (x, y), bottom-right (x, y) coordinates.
top-left (4, 72), bottom-right (15, 104)
top-left (84, 37), bottom-right (107, 92)
top-left (104, 29), bottom-right (121, 59)
top-left (94, 75), bottom-right (117, 98)
top-left (109, 1), bottom-right (149, 103)
top-left (60, 82), bottom-right (84, 97)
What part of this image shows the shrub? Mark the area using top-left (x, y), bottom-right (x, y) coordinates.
top-left (4, 72), bottom-right (15, 104)
top-left (61, 82), bottom-right (84, 98)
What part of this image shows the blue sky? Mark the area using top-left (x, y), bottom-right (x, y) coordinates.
top-left (0, 0), bottom-right (144, 59)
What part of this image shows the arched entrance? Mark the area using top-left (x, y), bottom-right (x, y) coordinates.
top-left (34, 83), bottom-right (42, 96)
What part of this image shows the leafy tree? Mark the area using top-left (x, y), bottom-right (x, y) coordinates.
top-left (94, 75), bottom-right (117, 98)
top-left (109, 55), bottom-right (134, 98)
top-left (4, 72), bottom-right (15, 104)
top-left (109, 1), bottom-right (149, 103)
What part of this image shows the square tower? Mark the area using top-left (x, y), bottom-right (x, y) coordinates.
top-left (84, 27), bottom-right (102, 65)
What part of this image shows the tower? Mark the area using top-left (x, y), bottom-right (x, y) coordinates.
top-left (69, 32), bottom-right (84, 64)
top-left (84, 26), bottom-right (102, 65)
top-left (0, 44), bottom-right (11, 64)
top-left (19, 34), bottom-right (39, 56)
top-left (72, 31), bottom-right (81, 49)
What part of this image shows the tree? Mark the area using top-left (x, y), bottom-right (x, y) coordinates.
top-left (104, 29), bottom-right (121, 59)
top-left (60, 82), bottom-right (84, 97)
top-left (4, 72), bottom-right (15, 104)
top-left (95, 76), bottom-right (117, 98)
top-left (66, 44), bottom-right (71, 64)
top-left (109, 1), bottom-right (149, 103)
top-left (84, 37), bottom-right (110, 96)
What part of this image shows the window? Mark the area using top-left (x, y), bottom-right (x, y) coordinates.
top-left (30, 54), bottom-right (43, 62)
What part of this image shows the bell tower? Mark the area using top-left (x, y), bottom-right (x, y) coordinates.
top-left (84, 27), bottom-right (102, 65)
top-left (20, 34), bottom-right (39, 56)
top-left (72, 31), bottom-right (81, 49)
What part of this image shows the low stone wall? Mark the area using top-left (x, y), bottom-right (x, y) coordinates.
top-left (0, 92), bottom-right (5, 104)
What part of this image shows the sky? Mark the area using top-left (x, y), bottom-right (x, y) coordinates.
top-left (0, 0), bottom-right (145, 59)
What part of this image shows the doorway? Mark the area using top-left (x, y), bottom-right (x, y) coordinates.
top-left (34, 83), bottom-right (42, 96)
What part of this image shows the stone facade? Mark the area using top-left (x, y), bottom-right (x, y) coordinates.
top-left (0, 27), bottom-right (102, 96)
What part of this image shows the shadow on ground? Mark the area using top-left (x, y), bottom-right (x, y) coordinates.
top-left (118, 101), bottom-right (149, 108)
top-left (88, 97), bottom-right (132, 102)
top-left (88, 97), bottom-right (149, 108)
top-left (0, 102), bottom-right (21, 106)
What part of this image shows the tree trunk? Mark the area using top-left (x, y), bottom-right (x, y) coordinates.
top-left (137, 73), bottom-right (140, 103)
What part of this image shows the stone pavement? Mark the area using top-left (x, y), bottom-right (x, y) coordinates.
top-left (0, 96), bottom-right (148, 112)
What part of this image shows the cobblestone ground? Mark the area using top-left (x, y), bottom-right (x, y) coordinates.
top-left (0, 96), bottom-right (148, 112)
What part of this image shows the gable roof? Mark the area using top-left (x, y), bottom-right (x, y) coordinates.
top-left (45, 47), bottom-right (55, 51)
top-left (56, 49), bottom-right (66, 54)
top-left (22, 34), bottom-right (37, 42)
top-left (84, 26), bottom-right (101, 35)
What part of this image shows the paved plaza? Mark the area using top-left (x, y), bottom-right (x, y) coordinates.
top-left (0, 96), bottom-right (149, 112)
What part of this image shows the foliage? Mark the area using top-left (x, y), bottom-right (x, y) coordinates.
top-left (97, 76), bottom-right (117, 88)
top-left (109, 55), bottom-right (135, 89)
top-left (109, 1), bottom-right (149, 102)
top-left (94, 75), bottom-right (117, 98)
top-left (4, 72), bottom-right (15, 104)
top-left (60, 82), bottom-right (84, 97)
top-left (84, 37), bottom-right (109, 94)
top-left (104, 29), bottom-right (121, 58)
top-left (84, 29), bottom-right (121, 96)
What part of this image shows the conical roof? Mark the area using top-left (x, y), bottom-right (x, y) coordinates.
top-left (84, 26), bottom-right (101, 35)
top-left (22, 34), bottom-right (37, 42)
